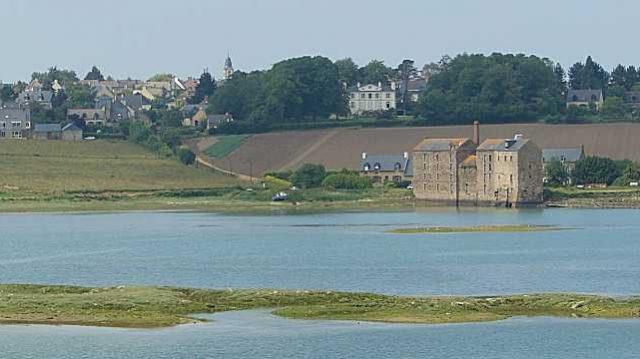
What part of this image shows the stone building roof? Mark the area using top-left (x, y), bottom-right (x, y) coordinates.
top-left (413, 138), bottom-right (470, 151)
top-left (477, 138), bottom-right (529, 152)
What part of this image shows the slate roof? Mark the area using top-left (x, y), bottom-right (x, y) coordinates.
top-left (62, 123), bottom-right (82, 132)
top-left (413, 138), bottom-right (471, 151)
top-left (33, 123), bottom-right (61, 133)
top-left (123, 94), bottom-right (148, 111)
top-left (360, 155), bottom-right (410, 174)
top-left (567, 89), bottom-right (603, 102)
top-left (542, 148), bottom-right (583, 163)
top-left (0, 108), bottom-right (29, 122)
top-left (477, 138), bottom-right (529, 152)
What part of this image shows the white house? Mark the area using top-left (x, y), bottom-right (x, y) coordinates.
top-left (348, 82), bottom-right (396, 115)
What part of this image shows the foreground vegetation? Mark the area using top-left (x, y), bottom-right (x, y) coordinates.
top-left (387, 225), bottom-right (561, 234)
top-left (545, 186), bottom-right (640, 208)
top-left (0, 140), bottom-right (235, 194)
top-left (0, 285), bottom-right (638, 328)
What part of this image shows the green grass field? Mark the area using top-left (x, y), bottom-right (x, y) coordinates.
top-left (0, 140), bottom-right (236, 194)
top-left (0, 284), bottom-right (637, 328)
top-left (204, 135), bottom-right (251, 158)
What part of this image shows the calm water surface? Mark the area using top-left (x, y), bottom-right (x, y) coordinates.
top-left (1, 208), bottom-right (639, 358)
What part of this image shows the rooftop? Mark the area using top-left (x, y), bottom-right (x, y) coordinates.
top-left (542, 148), bottom-right (583, 163)
top-left (477, 138), bottom-right (528, 152)
top-left (414, 138), bottom-right (471, 151)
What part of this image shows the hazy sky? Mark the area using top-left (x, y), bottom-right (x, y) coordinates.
top-left (1, 0), bottom-right (637, 82)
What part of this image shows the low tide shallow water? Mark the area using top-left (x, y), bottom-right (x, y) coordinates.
top-left (1, 208), bottom-right (639, 357)
top-left (1, 310), bottom-right (639, 359)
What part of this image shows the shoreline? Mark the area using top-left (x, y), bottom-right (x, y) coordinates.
top-left (0, 285), bottom-right (638, 329)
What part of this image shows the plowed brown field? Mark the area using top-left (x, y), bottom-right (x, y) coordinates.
top-left (200, 123), bottom-right (640, 176)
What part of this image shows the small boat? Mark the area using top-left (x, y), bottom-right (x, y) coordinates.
top-left (272, 192), bottom-right (289, 202)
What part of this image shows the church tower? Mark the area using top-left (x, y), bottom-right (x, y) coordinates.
top-left (223, 55), bottom-right (234, 80)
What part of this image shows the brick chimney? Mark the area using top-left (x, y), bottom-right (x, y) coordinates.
top-left (473, 120), bottom-right (480, 145)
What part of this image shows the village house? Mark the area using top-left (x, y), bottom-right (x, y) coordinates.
top-left (31, 123), bottom-right (62, 140)
top-left (360, 152), bottom-right (413, 184)
top-left (412, 122), bottom-right (544, 207)
top-left (542, 147), bottom-right (585, 185)
top-left (566, 89), bottom-right (604, 110)
top-left (61, 123), bottom-right (83, 141)
top-left (17, 80), bottom-right (54, 109)
top-left (0, 107), bottom-right (31, 140)
top-left (399, 77), bottom-right (428, 103)
top-left (348, 82), bottom-right (397, 115)
top-left (67, 108), bottom-right (108, 126)
top-left (207, 113), bottom-right (234, 130)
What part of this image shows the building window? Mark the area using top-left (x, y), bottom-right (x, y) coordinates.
top-left (361, 94), bottom-right (365, 99)
top-left (350, 102), bottom-right (355, 108)
top-left (374, 163), bottom-right (381, 171)
top-left (375, 93), bottom-right (379, 99)
top-left (368, 94), bottom-right (372, 99)
top-left (591, 94), bottom-right (597, 101)
top-left (394, 163), bottom-right (402, 171)
top-left (363, 163), bottom-right (371, 171)
top-left (386, 93), bottom-right (391, 99)
top-left (386, 102), bottom-right (390, 109)
top-left (350, 93), bottom-right (355, 99)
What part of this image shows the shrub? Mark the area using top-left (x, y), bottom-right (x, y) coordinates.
top-left (264, 175), bottom-right (292, 189)
top-left (573, 156), bottom-right (621, 185)
top-left (322, 174), bottom-right (372, 190)
top-left (264, 170), bottom-right (294, 182)
top-left (291, 164), bottom-right (327, 189)
top-left (177, 148), bottom-right (196, 165)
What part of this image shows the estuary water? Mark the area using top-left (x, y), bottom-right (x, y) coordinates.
top-left (1, 208), bottom-right (639, 358)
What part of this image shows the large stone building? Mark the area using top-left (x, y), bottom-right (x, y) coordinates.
top-left (348, 82), bottom-right (397, 115)
top-left (412, 123), bottom-right (544, 207)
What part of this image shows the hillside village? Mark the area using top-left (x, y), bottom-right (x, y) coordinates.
top-left (2, 54), bottom-right (640, 207)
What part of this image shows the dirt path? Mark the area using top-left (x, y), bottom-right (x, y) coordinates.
top-left (276, 129), bottom-right (342, 171)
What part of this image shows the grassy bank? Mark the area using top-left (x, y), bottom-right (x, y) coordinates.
top-left (0, 285), bottom-right (638, 328)
top-left (0, 188), bottom-right (414, 214)
top-left (0, 140), bottom-right (236, 194)
top-left (545, 187), bottom-right (640, 208)
top-left (387, 225), bottom-right (561, 234)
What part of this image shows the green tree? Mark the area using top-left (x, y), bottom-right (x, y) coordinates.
top-left (148, 74), bottom-right (174, 82)
top-left (545, 158), bottom-right (569, 186)
top-left (322, 173), bottom-right (372, 189)
top-left (190, 71), bottom-right (217, 104)
top-left (601, 96), bottom-right (627, 119)
top-left (291, 164), bottom-right (327, 188)
top-left (31, 67), bottom-right (79, 88)
top-left (418, 53), bottom-right (563, 124)
top-left (335, 58), bottom-right (359, 86)
top-left (617, 162), bottom-right (640, 185)
top-left (573, 156), bottom-right (621, 185)
top-left (610, 64), bottom-right (627, 88)
top-left (397, 59), bottom-right (418, 113)
top-left (66, 84), bottom-right (94, 108)
top-left (84, 66), bottom-right (105, 81)
top-left (177, 148), bottom-right (196, 165)
top-left (0, 85), bottom-right (13, 101)
top-left (568, 56), bottom-right (608, 91)
top-left (358, 60), bottom-right (393, 85)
